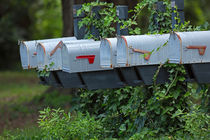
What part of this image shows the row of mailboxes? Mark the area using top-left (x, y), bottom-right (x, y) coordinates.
top-left (19, 37), bottom-right (76, 69)
top-left (100, 31), bottom-right (210, 86)
top-left (19, 31), bottom-right (210, 89)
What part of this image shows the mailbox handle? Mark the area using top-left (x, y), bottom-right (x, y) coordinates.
top-left (76, 55), bottom-right (96, 64)
top-left (132, 48), bottom-right (151, 60)
top-left (186, 46), bottom-right (206, 56)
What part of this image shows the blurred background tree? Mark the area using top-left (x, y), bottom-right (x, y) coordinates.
top-left (0, 0), bottom-right (209, 70)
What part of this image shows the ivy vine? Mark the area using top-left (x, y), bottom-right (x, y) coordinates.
top-left (73, 0), bottom-right (209, 139)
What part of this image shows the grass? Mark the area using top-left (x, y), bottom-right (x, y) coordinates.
top-left (0, 70), bottom-right (48, 105)
top-left (0, 70), bottom-right (73, 134)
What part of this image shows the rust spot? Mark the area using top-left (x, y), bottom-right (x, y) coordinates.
top-left (121, 36), bottom-right (128, 48)
top-left (105, 38), bottom-right (112, 48)
top-left (175, 32), bottom-right (182, 41)
top-left (28, 65), bottom-right (31, 69)
top-left (187, 46), bottom-right (207, 55)
top-left (33, 52), bottom-right (37, 55)
top-left (39, 43), bottom-right (46, 54)
top-left (110, 64), bottom-right (113, 68)
top-left (50, 41), bottom-right (62, 56)
top-left (174, 32), bottom-right (183, 63)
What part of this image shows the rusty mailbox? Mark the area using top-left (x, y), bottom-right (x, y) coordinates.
top-left (19, 37), bottom-right (76, 70)
top-left (116, 34), bottom-right (170, 85)
top-left (169, 31), bottom-right (210, 83)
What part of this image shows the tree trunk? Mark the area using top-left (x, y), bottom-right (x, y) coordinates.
top-left (61, 0), bottom-right (74, 37)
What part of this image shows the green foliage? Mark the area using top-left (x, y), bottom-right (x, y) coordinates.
top-left (38, 62), bottom-right (55, 77)
top-left (77, 1), bottom-right (117, 40)
top-left (32, 90), bottom-right (72, 109)
top-left (30, 0), bottom-right (62, 39)
top-left (3, 0), bottom-right (210, 139)
top-left (73, 0), bottom-right (210, 139)
top-left (38, 108), bottom-right (104, 140)
top-left (1, 127), bottom-right (43, 140)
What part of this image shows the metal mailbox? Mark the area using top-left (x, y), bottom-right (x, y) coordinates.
top-left (19, 37), bottom-right (76, 69)
top-left (169, 31), bottom-right (210, 83)
top-left (168, 31), bottom-right (210, 64)
top-left (61, 41), bottom-right (101, 73)
top-left (61, 41), bottom-right (125, 89)
top-left (117, 34), bottom-right (170, 67)
top-left (19, 40), bottom-right (37, 69)
top-left (100, 38), bottom-right (142, 86)
top-left (116, 34), bottom-right (170, 85)
top-left (100, 38), bottom-right (117, 68)
top-left (37, 39), bottom-right (94, 71)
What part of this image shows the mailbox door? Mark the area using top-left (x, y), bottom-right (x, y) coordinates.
top-left (37, 43), bottom-right (47, 70)
top-left (20, 42), bottom-right (30, 69)
top-left (20, 41), bottom-right (37, 69)
top-left (100, 38), bottom-right (117, 69)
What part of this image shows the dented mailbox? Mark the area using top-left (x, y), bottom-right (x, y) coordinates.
top-left (19, 37), bottom-right (76, 69)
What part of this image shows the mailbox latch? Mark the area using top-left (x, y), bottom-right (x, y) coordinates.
top-left (76, 55), bottom-right (96, 64)
top-left (186, 46), bottom-right (207, 56)
top-left (129, 46), bottom-right (151, 60)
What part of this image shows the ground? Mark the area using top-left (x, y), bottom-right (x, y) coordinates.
top-left (0, 70), bottom-right (73, 134)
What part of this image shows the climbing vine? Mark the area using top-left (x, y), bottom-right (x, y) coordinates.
top-left (73, 0), bottom-right (209, 139)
